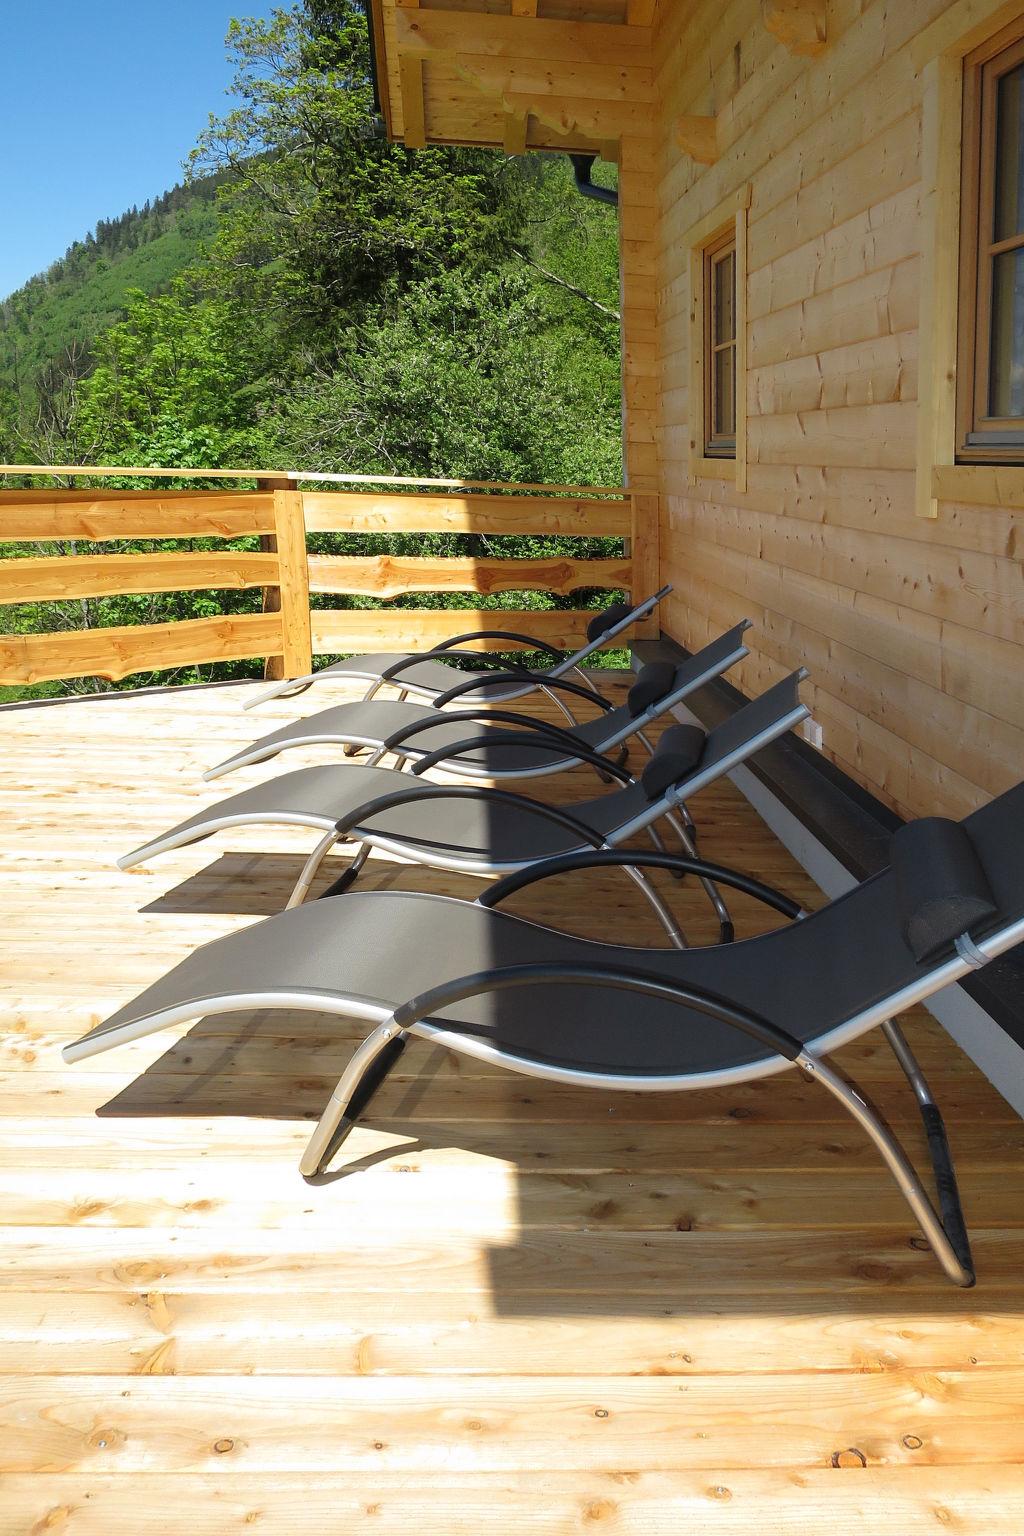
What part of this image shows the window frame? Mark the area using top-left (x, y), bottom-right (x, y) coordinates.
top-left (704, 229), bottom-right (738, 458)
top-left (688, 185), bottom-right (749, 488)
top-left (957, 22), bottom-right (1024, 462)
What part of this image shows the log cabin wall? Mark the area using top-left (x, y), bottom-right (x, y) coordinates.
top-left (648, 0), bottom-right (1024, 822)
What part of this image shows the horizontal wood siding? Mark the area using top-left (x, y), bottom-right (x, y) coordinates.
top-left (651, 0), bottom-right (1024, 820)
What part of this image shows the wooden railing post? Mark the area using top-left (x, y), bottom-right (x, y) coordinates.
top-left (258, 475), bottom-right (312, 681)
top-left (270, 487), bottom-right (312, 680)
top-left (257, 476), bottom-right (288, 682)
top-left (629, 492), bottom-right (661, 639)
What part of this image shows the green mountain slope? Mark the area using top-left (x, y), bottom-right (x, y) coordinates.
top-left (0, 178), bottom-right (224, 400)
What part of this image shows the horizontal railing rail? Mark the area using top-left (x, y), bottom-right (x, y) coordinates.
top-left (0, 466), bottom-right (656, 689)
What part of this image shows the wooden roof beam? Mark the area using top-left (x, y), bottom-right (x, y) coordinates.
top-left (626, 0), bottom-right (656, 21)
top-left (503, 108), bottom-right (529, 156)
top-left (511, 0), bottom-right (539, 14)
top-left (399, 53), bottom-right (426, 148)
top-left (763, 0), bottom-right (827, 58)
top-left (394, 9), bottom-right (653, 67)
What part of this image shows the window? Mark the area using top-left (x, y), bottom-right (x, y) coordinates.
top-left (687, 186), bottom-right (748, 487)
top-left (958, 25), bottom-right (1024, 460)
top-left (704, 231), bottom-right (737, 457)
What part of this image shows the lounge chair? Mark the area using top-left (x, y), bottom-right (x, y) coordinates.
top-left (64, 780), bottom-right (1024, 1286)
top-left (119, 672), bottom-right (811, 946)
top-left (243, 585), bottom-right (673, 714)
top-left (203, 621), bottom-right (752, 783)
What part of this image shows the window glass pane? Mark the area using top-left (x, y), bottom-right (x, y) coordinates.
top-left (994, 61), bottom-right (1024, 242)
top-left (714, 344), bottom-right (736, 439)
top-left (713, 250), bottom-right (735, 344)
top-left (989, 245), bottom-right (1024, 417)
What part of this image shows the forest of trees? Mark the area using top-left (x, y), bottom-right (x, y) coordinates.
top-left (0, 0), bottom-right (624, 698)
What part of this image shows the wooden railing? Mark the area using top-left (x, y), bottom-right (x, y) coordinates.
top-left (0, 468), bottom-right (658, 688)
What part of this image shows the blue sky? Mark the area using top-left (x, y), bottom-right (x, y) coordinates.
top-left (0, 0), bottom-right (267, 299)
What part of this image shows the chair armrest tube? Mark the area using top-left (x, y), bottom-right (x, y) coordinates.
top-left (391, 963), bottom-right (805, 1063)
top-left (433, 670), bottom-right (614, 711)
top-left (409, 732), bottom-right (635, 782)
top-left (332, 784), bottom-right (609, 849)
top-left (479, 849), bottom-right (804, 920)
top-left (380, 649), bottom-right (543, 684)
top-left (381, 632), bottom-right (564, 676)
top-left (381, 707), bottom-right (594, 758)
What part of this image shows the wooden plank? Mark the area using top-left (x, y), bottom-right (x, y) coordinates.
top-left (0, 493), bottom-right (276, 541)
top-left (393, 9), bottom-right (654, 66)
top-left (1, 466), bottom-right (630, 494)
top-left (4, 1221), bottom-right (1022, 1296)
top-left (627, 0), bottom-right (656, 22)
top-left (915, 56), bottom-right (963, 518)
top-left (6, 1469), bottom-right (1024, 1536)
top-left (628, 494), bottom-right (660, 637)
top-left (932, 461), bottom-right (1024, 508)
top-left (272, 489), bottom-right (312, 679)
top-left (301, 491), bottom-right (631, 536)
top-left (0, 465), bottom-right (280, 480)
top-left (256, 475), bottom-right (291, 684)
top-left (6, 1370), bottom-right (1024, 1472)
top-left (305, 555), bottom-right (630, 598)
top-left (0, 613), bottom-right (282, 686)
top-left (0, 1162), bottom-right (1019, 1232)
top-left (502, 108), bottom-right (529, 156)
top-left (399, 53), bottom-right (426, 148)
top-left (310, 607), bottom-right (608, 655)
top-left (0, 551), bottom-right (279, 605)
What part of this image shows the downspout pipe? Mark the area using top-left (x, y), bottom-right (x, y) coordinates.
top-left (569, 154), bottom-right (618, 207)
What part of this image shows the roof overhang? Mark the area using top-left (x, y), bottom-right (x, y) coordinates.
top-left (364, 2), bottom-right (655, 160)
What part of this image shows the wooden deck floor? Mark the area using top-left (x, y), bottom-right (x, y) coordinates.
top-left (1, 675), bottom-right (1022, 1533)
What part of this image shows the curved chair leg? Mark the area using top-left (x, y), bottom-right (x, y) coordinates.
top-left (619, 864), bottom-right (688, 948)
top-left (317, 841), bottom-right (372, 901)
top-left (664, 808), bottom-right (732, 942)
top-left (300, 1023), bottom-right (408, 1177)
top-left (537, 683), bottom-right (580, 728)
top-left (797, 1046), bottom-right (975, 1287)
top-left (881, 1018), bottom-right (974, 1281)
top-left (285, 831), bottom-right (343, 909)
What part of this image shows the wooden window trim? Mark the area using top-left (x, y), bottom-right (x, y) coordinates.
top-left (914, 3), bottom-right (1024, 518)
top-left (688, 186), bottom-right (749, 489)
top-left (957, 22), bottom-right (1024, 462)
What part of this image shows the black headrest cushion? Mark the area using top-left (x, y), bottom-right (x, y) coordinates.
top-left (627, 661), bottom-right (677, 716)
top-left (891, 817), bottom-right (997, 964)
top-left (586, 600), bottom-right (634, 641)
top-left (640, 723), bottom-right (706, 799)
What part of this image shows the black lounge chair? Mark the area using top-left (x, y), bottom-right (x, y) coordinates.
top-left (119, 672), bottom-right (811, 945)
top-left (66, 781), bottom-right (1024, 1287)
top-left (244, 585), bottom-right (673, 715)
top-left (203, 621), bottom-right (752, 783)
